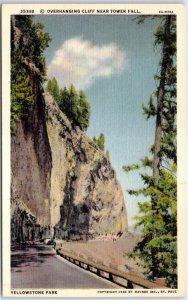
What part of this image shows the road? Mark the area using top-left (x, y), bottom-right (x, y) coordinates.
top-left (11, 244), bottom-right (118, 289)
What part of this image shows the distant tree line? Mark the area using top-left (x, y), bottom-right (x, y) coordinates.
top-left (46, 78), bottom-right (90, 132)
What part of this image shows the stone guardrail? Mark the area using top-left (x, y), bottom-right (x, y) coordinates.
top-left (57, 249), bottom-right (165, 289)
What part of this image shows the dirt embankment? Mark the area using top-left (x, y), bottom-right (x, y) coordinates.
top-left (60, 232), bottom-right (144, 277)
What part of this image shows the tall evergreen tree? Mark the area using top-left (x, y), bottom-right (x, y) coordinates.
top-left (123, 16), bottom-right (177, 288)
top-left (68, 84), bottom-right (80, 125)
top-left (77, 91), bottom-right (90, 131)
top-left (46, 77), bottom-right (60, 102)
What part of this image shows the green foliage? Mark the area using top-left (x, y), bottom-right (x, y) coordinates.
top-left (11, 16), bottom-right (51, 133)
top-left (123, 16), bottom-right (177, 288)
top-left (141, 156), bottom-right (153, 168)
top-left (12, 16), bottom-right (51, 80)
top-left (46, 80), bottom-right (90, 131)
top-left (77, 91), bottom-right (91, 131)
top-left (46, 77), bottom-right (60, 101)
top-left (93, 134), bottom-right (111, 160)
top-left (97, 133), bottom-right (105, 151)
top-left (129, 170), bottom-right (177, 287)
top-left (93, 133), bottom-right (105, 151)
top-left (11, 56), bottom-right (34, 132)
top-left (58, 87), bottom-right (70, 113)
top-left (122, 157), bottom-right (152, 174)
top-left (122, 164), bottom-right (140, 173)
top-left (142, 95), bottom-right (156, 119)
top-left (106, 150), bottom-right (110, 160)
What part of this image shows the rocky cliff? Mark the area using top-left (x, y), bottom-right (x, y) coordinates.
top-left (11, 90), bottom-right (128, 242)
top-left (45, 94), bottom-right (128, 240)
top-left (11, 16), bottom-right (128, 243)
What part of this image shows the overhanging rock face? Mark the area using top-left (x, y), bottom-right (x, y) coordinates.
top-left (11, 92), bottom-right (128, 242)
top-left (45, 94), bottom-right (128, 239)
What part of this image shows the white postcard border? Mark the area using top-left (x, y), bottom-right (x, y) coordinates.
top-left (2, 3), bottom-right (186, 297)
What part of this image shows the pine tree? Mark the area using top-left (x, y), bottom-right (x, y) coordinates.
top-left (98, 133), bottom-right (105, 151)
top-left (11, 61), bottom-right (34, 133)
top-left (59, 87), bottom-right (70, 113)
top-left (46, 80), bottom-right (91, 131)
top-left (77, 91), bottom-right (90, 131)
top-left (68, 84), bottom-right (80, 125)
top-left (46, 77), bottom-right (60, 102)
top-left (123, 16), bottom-right (177, 288)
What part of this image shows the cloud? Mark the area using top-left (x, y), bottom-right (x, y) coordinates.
top-left (47, 37), bottom-right (126, 90)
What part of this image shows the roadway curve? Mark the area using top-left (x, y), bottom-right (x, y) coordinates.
top-left (11, 244), bottom-right (118, 289)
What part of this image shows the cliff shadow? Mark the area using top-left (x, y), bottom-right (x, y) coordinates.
top-left (11, 245), bottom-right (55, 272)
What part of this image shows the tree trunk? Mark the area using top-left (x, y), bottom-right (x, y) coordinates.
top-left (153, 16), bottom-right (172, 183)
top-left (151, 16), bottom-right (172, 280)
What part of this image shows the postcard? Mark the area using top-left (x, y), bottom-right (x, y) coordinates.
top-left (2, 3), bottom-right (186, 297)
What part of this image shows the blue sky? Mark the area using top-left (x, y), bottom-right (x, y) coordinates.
top-left (34, 15), bottom-right (160, 228)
